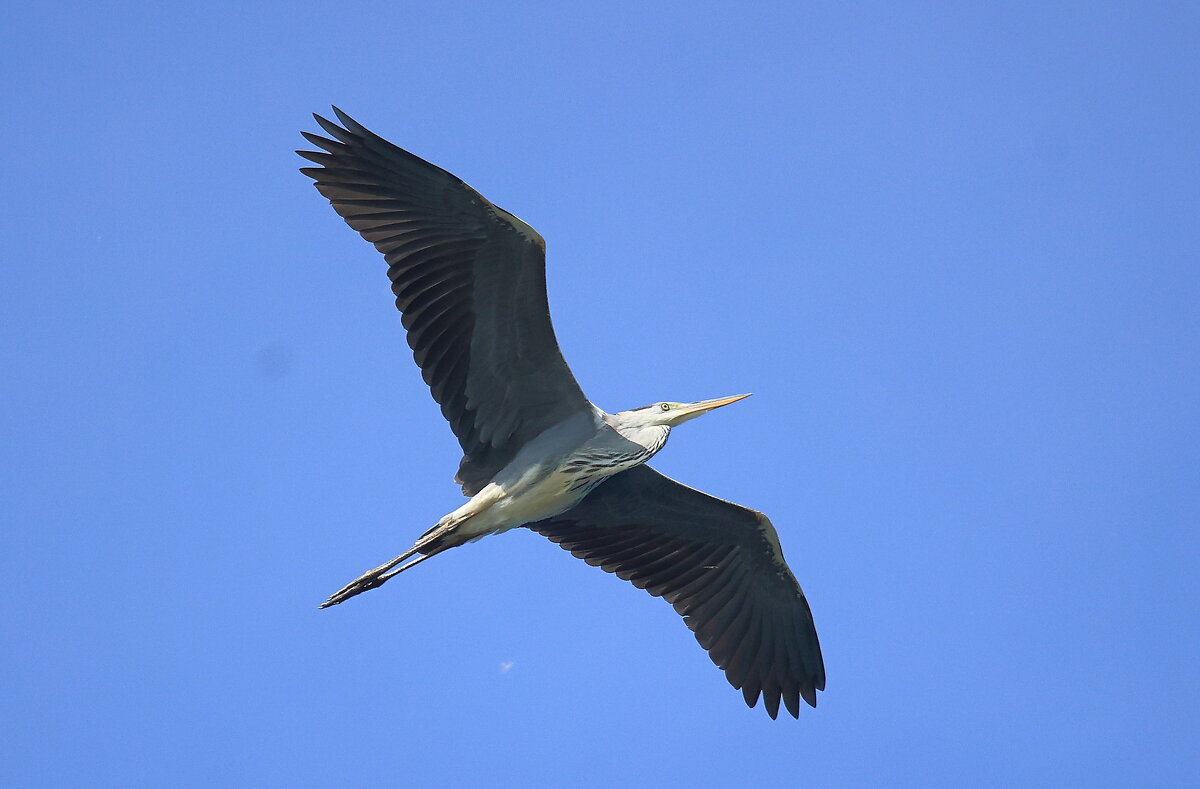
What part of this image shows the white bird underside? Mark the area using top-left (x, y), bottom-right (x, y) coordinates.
top-left (299, 108), bottom-right (826, 719)
top-left (443, 407), bottom-right (670, 540)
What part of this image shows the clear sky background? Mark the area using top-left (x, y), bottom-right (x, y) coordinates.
top-left (3, 1), bottom-right (1198, 786)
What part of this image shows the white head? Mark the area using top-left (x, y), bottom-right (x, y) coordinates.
top-left (616, 393), bottom-right (753, 428)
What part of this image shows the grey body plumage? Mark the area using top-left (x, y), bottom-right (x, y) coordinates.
top-left (298, 109), bottom-right (825, 718)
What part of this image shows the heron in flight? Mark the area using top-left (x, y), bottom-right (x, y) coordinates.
top-left (298, 109), bottom-right (825, 718)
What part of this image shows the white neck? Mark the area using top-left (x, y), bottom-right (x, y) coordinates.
top-left (602, 411), bottom-right (672, 455)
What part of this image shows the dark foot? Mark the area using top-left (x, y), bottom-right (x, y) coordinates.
top-left (320, 571), bottom-right (388, 608)
top-left (319, 552), bottom-right (412, 608)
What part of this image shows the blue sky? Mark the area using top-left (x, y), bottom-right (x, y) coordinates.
top-left (3, 1), bottom-right (1198, 786)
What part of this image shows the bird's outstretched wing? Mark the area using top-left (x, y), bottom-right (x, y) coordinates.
top-left (527, 464), bottom-right (825, 718)
top-left (298, 109), bottom-right (592, 495)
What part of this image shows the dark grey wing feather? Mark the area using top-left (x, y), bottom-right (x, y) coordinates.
top-left (527, 464), bottom-right (825, 719)
top-left (298, 108), bottom-right (591, 494)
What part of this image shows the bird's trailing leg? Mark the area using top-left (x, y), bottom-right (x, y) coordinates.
top-left (318, 508), bottom-right (489, 608)
top-left (321, 485), bottom-right (505, 608)
top-left (319, 544), bottom-right (444, 608)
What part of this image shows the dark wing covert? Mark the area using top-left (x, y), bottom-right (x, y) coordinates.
top-left (298, 108), bottom-right (591, 494)
top-left (528, 464), bottom-right (825, 718)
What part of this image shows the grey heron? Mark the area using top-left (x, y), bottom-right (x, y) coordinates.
top-left (297, 108), bottom-right (825, 718)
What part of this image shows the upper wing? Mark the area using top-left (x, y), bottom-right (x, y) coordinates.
top-left (298, 108), bottom-right (592, 494)
top-left (527, 464), bottom-right (825, 719)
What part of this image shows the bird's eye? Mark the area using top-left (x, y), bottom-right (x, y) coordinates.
top-left (660, 403), bottom-right (671, 412)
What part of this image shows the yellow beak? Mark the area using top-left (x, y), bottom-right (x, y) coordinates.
top-left (676, 393), bottom-right (752, 417)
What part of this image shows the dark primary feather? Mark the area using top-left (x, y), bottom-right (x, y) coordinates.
top-left (528, 465), bottom-right (825, 718)
top-left (297, 108), bottom-right (592, 494)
